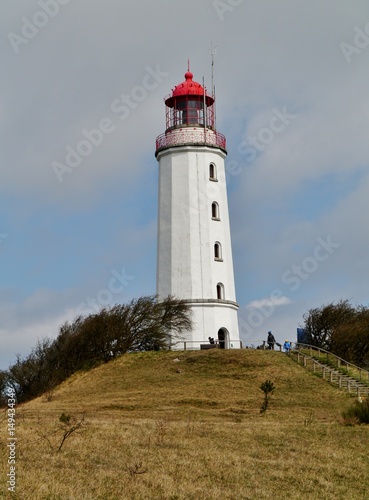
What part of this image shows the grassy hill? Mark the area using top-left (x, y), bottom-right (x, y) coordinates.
top-left (2, 349), bottom-right (369, 499)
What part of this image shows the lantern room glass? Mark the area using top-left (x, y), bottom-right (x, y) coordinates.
top-left (165, 96), bottom-right (215, 130)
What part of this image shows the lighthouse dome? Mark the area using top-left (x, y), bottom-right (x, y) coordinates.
top-left (172, 71), bottom-right (204, 97)
top-left (165, 70), bottom-right (214, 107)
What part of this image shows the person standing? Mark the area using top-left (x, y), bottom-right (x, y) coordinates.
top-left (267, 331), bottom-right (276, 350)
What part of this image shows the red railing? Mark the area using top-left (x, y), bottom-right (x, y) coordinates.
top-left (155, 128), bottom-right (226, 153)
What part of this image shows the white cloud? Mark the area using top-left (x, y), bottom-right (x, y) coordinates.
top-left (246, 295), bottom-right (291, 310)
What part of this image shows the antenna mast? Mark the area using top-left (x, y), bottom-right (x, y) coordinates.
top-left (209, 42), bottom-right (217, 99)
top-left (209, 42), bottom-right (218, 129)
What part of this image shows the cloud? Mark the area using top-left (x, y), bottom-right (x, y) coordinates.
top-left (246, 295), bottom-right (291, 310)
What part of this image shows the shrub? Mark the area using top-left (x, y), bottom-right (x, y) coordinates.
top-left (260, 379), bottom-right (275, 414)
top-left (342, 399), bottom-right (369, 425)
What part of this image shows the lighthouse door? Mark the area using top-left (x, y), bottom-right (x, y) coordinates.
top-left (217, 328), bottom-right (229, 349)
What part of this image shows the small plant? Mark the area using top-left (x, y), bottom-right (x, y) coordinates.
top-left (155, 418), bottom-right (168, 446)
top-left (125, 461), bottom-right (148, 477)
top-left (186, 417), bottom-right (195, 436)
top-left (57, 413), bottom-right (86, 452)
top-left (35, 413), bottom-right (87, 452)
top-left (43, 388), bottom-right (55, 402)
top-left (260, 380), bottom-right (275, 414)
top-left (342, 399), bottom-right (369, 425)
top-left (304, 412), bottom-right (314, 426)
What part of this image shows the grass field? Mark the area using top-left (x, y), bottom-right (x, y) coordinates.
top-left (1, 349), bottom-right (369, 499)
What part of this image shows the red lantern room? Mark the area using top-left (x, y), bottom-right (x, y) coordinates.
top-left (155, 66), bottom-right (226, 154)
top-left (164, 70), bottom-right (215, 130)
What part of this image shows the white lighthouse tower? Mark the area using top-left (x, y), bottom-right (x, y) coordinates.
top-left (155, 66), bottom-right (240, 349)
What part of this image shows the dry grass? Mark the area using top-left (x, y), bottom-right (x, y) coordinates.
top-left (1, 349), bottom-right (369, 499)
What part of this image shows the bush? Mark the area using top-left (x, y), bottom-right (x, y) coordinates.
top-left (260, 379), bottom-right (275, 414)
top-left (342, 399), bottom-right (369, 425)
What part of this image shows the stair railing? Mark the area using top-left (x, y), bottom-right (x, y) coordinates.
top-left (291, 347), bottom-right (369, 397)
top-left (293, 343), bottom-right (369, 384)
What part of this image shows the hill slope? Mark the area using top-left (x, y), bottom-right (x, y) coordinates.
top-left (2, 349), bottom-right (369, 499)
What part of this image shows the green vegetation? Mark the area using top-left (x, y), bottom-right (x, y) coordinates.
top-left (301, 299), bottom-right (369, 368)
top-left (259, 379), bottom-right (275, 414)
top-left (2, 349), bottom-right (369, 499)
top-left (343, 398), bottom-right (369, 425)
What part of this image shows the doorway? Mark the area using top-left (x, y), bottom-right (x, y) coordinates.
top-left (217, 328), bottom-right (229, 349)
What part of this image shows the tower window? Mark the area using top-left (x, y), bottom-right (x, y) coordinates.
top-left (214, 242), bottom-right (222, 261)
top-left (216, 283), bottom-right (225, 300)
top-left (211, 202), bottom-right (220, 220)
top-left (209, 163), bottom-right (217, 181)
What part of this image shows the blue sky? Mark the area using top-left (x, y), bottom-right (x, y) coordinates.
top-left (1, 0), bottom-right (369, 368)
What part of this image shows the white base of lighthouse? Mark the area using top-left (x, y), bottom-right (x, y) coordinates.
top-left (171, 301), bottom-right (240, 349)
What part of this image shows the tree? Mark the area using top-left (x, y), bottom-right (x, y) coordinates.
top-left (4, 295), bottom-right (192, 403)
top-left (300, 300), bottom-right (369, 369)
top-left (6, 338), bottom-right (55, 402)
top-left (53, 295), bottom-right (192, 365)
top-left (78, 295), bottom-right (192, 359)
top-left (331, 306), bottom-right (369, 368)
top-left (0, 370), bottom-right (8, 407)
top-left (301, 299), bottom-right (355, 350)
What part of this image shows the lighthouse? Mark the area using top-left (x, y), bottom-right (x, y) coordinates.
top-left (155, 67), bottom-right (240, 349)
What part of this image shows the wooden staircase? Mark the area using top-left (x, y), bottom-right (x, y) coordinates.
top-left (290, 344), bottom-right (369, 398)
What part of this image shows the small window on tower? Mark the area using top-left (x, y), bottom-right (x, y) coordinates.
top-left (216, 283), bottom-right (225, 300)
top-left (209, 163), bottom-right (217, 181)
top-left (211, 202), bottom-right (220, 220)
top-left (214, 242), bottom-right (222, 261)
